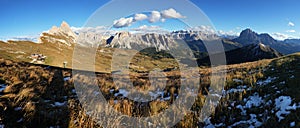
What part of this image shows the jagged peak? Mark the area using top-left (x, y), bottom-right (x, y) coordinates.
top-left (39, 21), bottom-right (76, 46)
top-left (114, 31), bottom-right (131, 38)
top-left (242, 28), bottom-right (253, 32)
top-left (240, 28), bottom-right (258, 37)
top-left (61, 21), bottom-right (70, 28)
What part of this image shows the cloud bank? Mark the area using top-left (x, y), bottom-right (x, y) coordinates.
top-left (271, 32), bottom-right (297, 40)
top-left (161, 8), bottom-right (186, 19)
top-left (113, 17), bottom-right (134, 28)
top-left (134, 13), bottom-right (148, 21)
top-left (113, 8), bottom-right (186, 28)
top-left (149, 11), bottom-right (161, 23)
top-left (286, 30), bottom-right (296, 33)
top-left (131, 25), bottom-right (168, 34)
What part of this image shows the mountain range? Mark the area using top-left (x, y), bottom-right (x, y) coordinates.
top-left (2, 21), bottom-right (300, 66)
top-left (0, 22), bottom-right (300, 127)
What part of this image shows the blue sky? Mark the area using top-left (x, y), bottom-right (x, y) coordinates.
top-left (0, 0), bottom-right (299, 40)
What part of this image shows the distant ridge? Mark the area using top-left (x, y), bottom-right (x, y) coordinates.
top-left (232, 29), bottom-right (299, 54)
top-left (198, 43), bottom-right (283, 65)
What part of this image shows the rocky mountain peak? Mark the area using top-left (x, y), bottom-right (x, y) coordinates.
top-left (239, 28), bottom-right (258, 40)
top-left (49, 26), bottom-right (59, 34)
top-left (39, 21), bottom-right (76, 46)
top-left (115, 31), bottom-right (131, 38)
top-left (47, 21), bottom-right (75, 37)
top-left (61, 21), bottom-right (75, 36)
top-left (233, 29), bottom-right (278, 46)
top-left (61, 21), bottom-right (70, 28)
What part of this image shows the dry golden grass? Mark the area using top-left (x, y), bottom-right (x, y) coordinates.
top-left (0, 40), bottom-right (180, 74)
top-left (0, 41), bottom-right (299, 127)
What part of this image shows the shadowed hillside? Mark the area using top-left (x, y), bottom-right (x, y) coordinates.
top-left (0, 53), bottom-right (299, 127)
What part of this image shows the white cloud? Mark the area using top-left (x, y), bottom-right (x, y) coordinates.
top-left (113, 17), bottom-right (134, 28)
top-left (136, 25), bottom-right (158, 30)
top-left (1, 35), bottom-right (39, 42)
top-left (218, 30), bottom-right (239, 36)
top-left (131, 25), bottom-right (168, 34)
top-left (235, 27), bottom-right (242, 30)
top-left (161, 8), bottom-right (186, 19)
top-left (149, 11), bottom-right (161, 23)
top-left (288, 21), bottom-right (295, 27)
top-left (187, 25), bottom-right (216, 34)
top-left (134, 13), bottom-right (148, 21)
top-left (286, 30), bottom-right (296, 33)
top-left (71, 26), bottom-right (107, 33)
top-left (270, 33), bottom-right (296, 40)
top-left (71, 26), bottom-right (117, 36)
top-left (112, 8), bottom-right (186, 28)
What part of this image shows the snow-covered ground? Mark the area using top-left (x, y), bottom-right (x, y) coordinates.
top-left (202, 74), bottom-right (300, 127)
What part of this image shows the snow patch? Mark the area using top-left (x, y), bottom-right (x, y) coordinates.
top-left (225, 85), bottom-right (249, 95)
top-left (257, 77), bottom-right (277, 86)
top-left (275, 96), bottom-right (299, 122)
top-left (51, 101), bottom-right (67, 107)
top-left (233, 79), bottom-right (243, 83)
top-left (229, 114), bottom-right (262, 127)
top-left (290, 122), bottom-right (296, 127)
top-left (204, 117), bottom-right (215, 128)
top-left (14, 107), bottom-right (22, 111)
top-left (236, 105), bottom-right (247, 115)
top-left (114, 89), bottom-right (129, 97)
top-left (64, 77), bottom-right (71, 81)
top-left (148, 90), bottom-right (165, 99)
top-left (245, 93), bottom-right (263, 108)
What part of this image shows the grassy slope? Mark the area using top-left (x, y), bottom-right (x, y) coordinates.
top-left (208, 53), bottom-right (300, 127)
top-left (0, 40), bottom-right (299, 127)
top-left (0, 41), bottom-right (179, 74)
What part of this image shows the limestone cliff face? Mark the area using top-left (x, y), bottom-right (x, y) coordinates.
top-left (106, 32), bottom-right (180, 51)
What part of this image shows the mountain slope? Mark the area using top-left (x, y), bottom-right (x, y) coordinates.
top-left (199, 43), bottom-right (283, 65)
